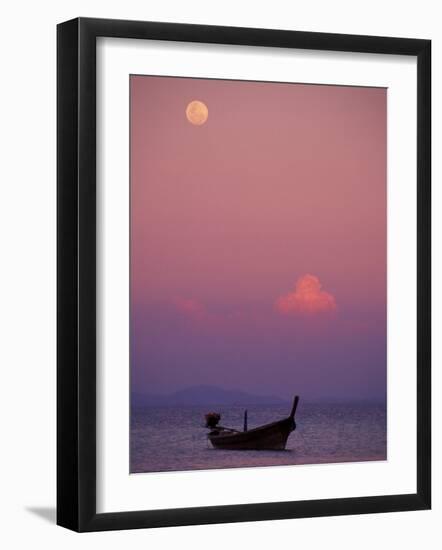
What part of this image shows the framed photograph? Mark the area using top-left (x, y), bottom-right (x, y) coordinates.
top-left (57, 17), bottom-right (431, 532)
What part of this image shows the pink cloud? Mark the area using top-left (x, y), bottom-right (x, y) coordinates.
top-left (172, 299), bottom-right (246, 328)
top-left (173, 297), bottom-right (206, 319)
top-left (275, 274), bottom-right (337, 315)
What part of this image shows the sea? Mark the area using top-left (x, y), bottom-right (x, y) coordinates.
top-left (130, 402), bottom-right (386, 474)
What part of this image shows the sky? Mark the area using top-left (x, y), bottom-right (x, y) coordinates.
top-left (130, 75), bottom-right (386, 401)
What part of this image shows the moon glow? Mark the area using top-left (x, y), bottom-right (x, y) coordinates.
top-left (186, 100), bottom-right (208, 125)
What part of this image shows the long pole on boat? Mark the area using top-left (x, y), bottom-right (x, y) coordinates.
top-left (243, 409), bottom-right (248, 432)
top-left (290, 395), bottom-right (300, 418)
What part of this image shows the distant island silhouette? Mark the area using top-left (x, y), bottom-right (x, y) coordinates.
top-left (131, 385), bottom-right (288, 407)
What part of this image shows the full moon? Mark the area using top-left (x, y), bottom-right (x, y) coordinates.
top-left (186, 100), bottom-right (208, 125)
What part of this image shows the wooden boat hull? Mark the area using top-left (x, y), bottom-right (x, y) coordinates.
top-left (208, 416), bottom-right (296, 451)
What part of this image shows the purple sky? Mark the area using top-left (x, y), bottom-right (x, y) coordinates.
top-left (130, 75), bottom-right (386, 401)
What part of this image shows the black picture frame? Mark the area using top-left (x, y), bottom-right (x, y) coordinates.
top-left (57, 17), bottom-right (431, 532)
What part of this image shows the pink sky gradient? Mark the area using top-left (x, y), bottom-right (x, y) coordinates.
top-left (130, 76), bottom-right (386, 401)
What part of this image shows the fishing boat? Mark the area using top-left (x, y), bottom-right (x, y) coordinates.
top-left (205, 395), bottom-right (299, 451)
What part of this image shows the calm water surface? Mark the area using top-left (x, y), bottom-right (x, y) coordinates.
top-left (130, 402), bottom-right (386, 473)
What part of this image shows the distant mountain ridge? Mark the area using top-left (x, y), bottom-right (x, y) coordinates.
top-left (132, 385), bottom-right (287, 407)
